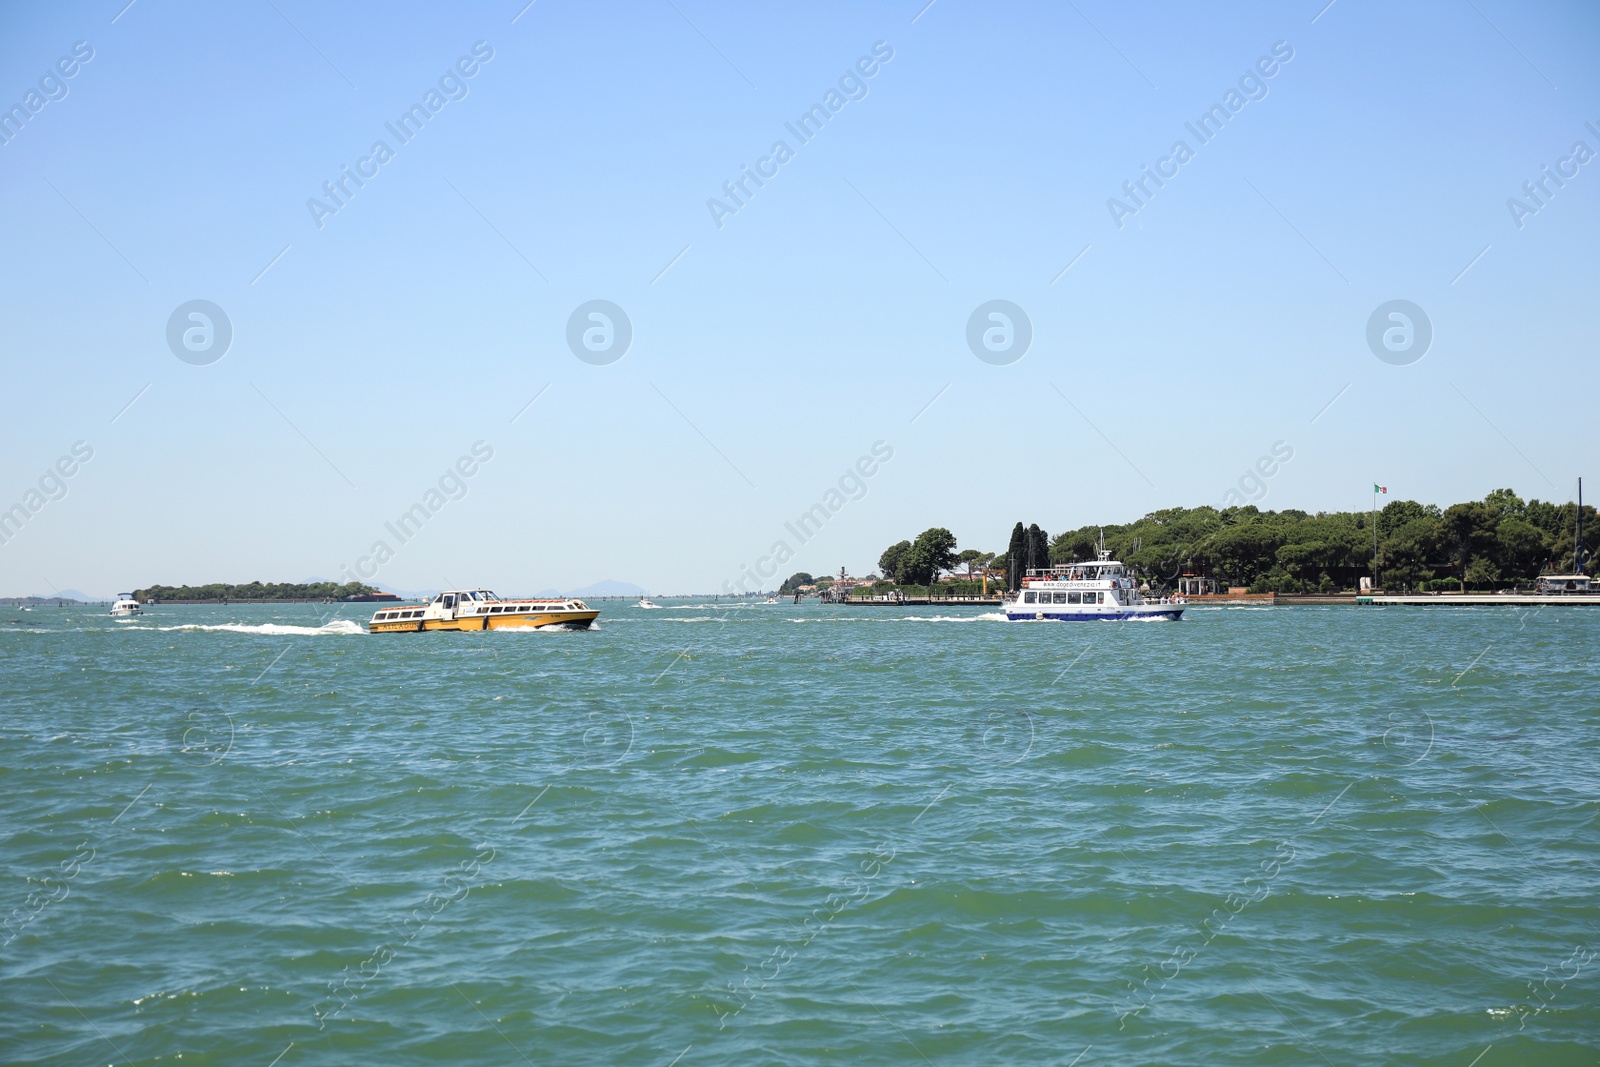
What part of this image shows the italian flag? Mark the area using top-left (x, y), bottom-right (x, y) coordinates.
top-left (1374, 484), bottom-right (1388, 494)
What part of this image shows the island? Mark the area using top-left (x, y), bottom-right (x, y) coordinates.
top-left (134, 582), bottom-right (399, 604)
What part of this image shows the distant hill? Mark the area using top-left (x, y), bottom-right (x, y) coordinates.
top-left (0, 589), bottom-right (105, 604)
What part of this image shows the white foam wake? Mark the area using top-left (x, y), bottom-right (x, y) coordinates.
top-left (786, 612), bottom-right (1009, 623)
top-left (495, 621), bottom-right (601, 633)
top-left (154, 620), bottom-right (367, 636)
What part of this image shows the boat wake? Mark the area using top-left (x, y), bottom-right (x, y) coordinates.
top-left (154, 620), bottom-right (367, 636)
top-left (787, 613), bottom-right (1008, 623)
top-left (496, 621), bottom-right (601, 633)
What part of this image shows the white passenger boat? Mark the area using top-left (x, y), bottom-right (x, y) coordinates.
top-left (110, 593), bottom-right (142, 617)
top-left (637, 597), bottom-right (659, 609)
top-left (1001, 550), bottom-right (1184, 621)
top-left (368, 589), bottom-right (598, 633)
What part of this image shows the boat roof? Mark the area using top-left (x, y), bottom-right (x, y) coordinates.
top-left (427, 589), bottom-right (579, 600)
top-left (1027, 559), bottom-right (1125, 573)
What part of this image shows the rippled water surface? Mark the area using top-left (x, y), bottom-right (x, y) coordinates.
top-left (2, 600), bottom-right (1596, 1065)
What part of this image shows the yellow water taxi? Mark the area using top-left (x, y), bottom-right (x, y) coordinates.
top-left (367, 589), bottom-right (599, 633)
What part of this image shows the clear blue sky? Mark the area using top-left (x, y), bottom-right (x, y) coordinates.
top-left (2, 0), bottom-right (1596, 596)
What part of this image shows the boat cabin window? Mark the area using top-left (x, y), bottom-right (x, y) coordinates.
top-left (443, 594), bottom-right (456, 608)
top-left (1023, 592), bottom-right (1036, 603)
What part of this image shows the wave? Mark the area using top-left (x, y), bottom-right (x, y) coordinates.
top-left (153, 620), bottom-right (366, 636)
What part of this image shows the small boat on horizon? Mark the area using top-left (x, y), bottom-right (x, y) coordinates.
top-left (1002, 549), bottom-right (1184, 621)
top-left (110, 593), bottom-right (142, 618)
top-left (637, 597), bottom-right (659, 609)
top-left (368, 589), bottom-right (598, 633)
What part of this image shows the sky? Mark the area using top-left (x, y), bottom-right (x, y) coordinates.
top-left (1, 0), bottom-right (1596, 597)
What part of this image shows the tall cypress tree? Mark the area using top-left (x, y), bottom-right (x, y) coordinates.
top-left (1007, 522), bottom-right (1026, 591)
top-left (1027, 524), bottom-right (1050, 574)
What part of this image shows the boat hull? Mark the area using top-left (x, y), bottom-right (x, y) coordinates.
top-left (1003, 607), bottom-right (1184, 621)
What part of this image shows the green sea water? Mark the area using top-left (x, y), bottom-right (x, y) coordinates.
top-left (1, 600), bottom-right (1596, 1065)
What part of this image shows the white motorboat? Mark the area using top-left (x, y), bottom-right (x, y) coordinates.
top-left (1002, 549), bottom-right (1184, 621)
top-left (637, 597), bottom-right (659, 609)
top-left (110, 593), bottom-right (142, 617)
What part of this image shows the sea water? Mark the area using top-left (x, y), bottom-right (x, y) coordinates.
top-left (1, 600), bottom-right (1596, 1065)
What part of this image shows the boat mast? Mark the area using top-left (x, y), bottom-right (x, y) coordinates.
top-left (1578, 477), bottom-right (1585, 575)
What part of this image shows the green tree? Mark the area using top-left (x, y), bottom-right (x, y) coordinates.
top-left (1195, 522), bottom-right (1284, 586)
top-left (1439, 502), bottom-right (1497, 591)
top-left (778, 572), bottom-right (814, 595)
top-left (1026, 524), bottom-right (1050, 573)
top-left (1006, 522), bottom-right (1026, 591)
top-left (1380, 514), bottom-right (1442, 590)
top-left (1482, 487), bottom-right (1525, 518)
top-left (1494, 517), bottom-right (1547, 580)
top-left (957, 549), bottom-right (995, 577)
top-left (878, 541), bottom-right (912, 583)
top-left (900, 527), bottom-right (958, 585)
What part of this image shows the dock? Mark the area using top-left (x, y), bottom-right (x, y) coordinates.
top-left (1357, 593), bottom-right (1600, 606)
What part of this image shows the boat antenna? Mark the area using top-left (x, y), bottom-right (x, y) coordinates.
top-left (1578, 477), bottom-right (1585, 575)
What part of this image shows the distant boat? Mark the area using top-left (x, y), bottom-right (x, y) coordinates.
top-left (764, 597), bottom-right (777, 604)
top-left (110, 593), bottom-right (142, 618)
top-left (1002, 549), bottom-right (1184, 621)
top-left (368, 589), bottom-right (598, 633)
top-left (637, 597), bottom-right (659, 609)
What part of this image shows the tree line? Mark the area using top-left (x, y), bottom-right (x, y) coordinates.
top-left (135, 581), bottom-right (381, 601)
top-left (1024, 488), bottom-right (1594, 593)
top-left (843, 488), bottom-right (1593, 597)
